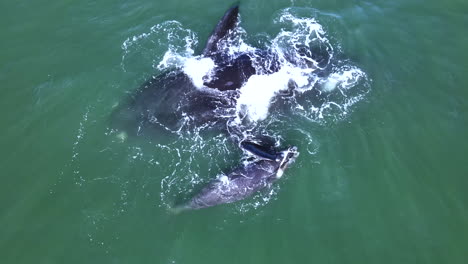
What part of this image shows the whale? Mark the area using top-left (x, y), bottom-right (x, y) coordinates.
top-left (173, 146), bottom-right (298, 211)
top-left (111, 5), bottom-right (329, 138)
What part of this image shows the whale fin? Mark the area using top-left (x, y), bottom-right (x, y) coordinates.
top-left (202, 5), bottom-right (240, 57)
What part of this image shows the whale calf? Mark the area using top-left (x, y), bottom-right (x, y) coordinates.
top-left (174, 146), bottom-right (298, 211)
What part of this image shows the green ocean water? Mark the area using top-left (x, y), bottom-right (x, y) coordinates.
top-left (1, 0), bottom-right (468, 263)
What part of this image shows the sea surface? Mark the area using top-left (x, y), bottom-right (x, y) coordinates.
top-left (1, 0), bottom-right (468, 263)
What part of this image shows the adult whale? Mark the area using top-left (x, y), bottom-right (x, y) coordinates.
top-left (111, 5), bottom-right (327, 138)
top-left (173, 145), bottom-right (298, 211)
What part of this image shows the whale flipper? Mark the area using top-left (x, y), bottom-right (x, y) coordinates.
top-left (241, 141), bottom-right (281, 161)
top-left (202, 5), bottom-right (240, 57)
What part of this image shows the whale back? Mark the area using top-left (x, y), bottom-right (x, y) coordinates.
top-left (185, 159), bottom-right (279, 210)
top-left (203, 53), bottom-right (255, 91)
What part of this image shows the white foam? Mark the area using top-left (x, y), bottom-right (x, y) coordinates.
top-left (183, 57), bottom-right (215, 88)
top-left (236, 72), bottom-right (285, 122)
top-left (122, 21), bottom-right (198, 72)
top-left (218, 174), bottom-right (230, 185)
top-left (236, 66), bottom-right (313, 122)
top-left (319, 67), bottom-right (366, 92)
top-left (156, 52), bottom-right (216, 89)
top-left (157, 50), bottom-right (184, 69)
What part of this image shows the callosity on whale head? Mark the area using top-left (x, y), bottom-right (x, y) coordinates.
top-left (276, 146), bottom-right (299, 178)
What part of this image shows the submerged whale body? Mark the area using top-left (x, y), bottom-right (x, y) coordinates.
top-left (112, 70), bottom-right (238, 136)
top-left (174, 146), bottom-right (298, 211)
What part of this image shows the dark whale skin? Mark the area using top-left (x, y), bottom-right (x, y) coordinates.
top-left (186, 159), bottom-right (281, 210)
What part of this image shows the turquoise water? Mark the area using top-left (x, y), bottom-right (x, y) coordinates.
top-left (1, 0), bottom-right (468, 263)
